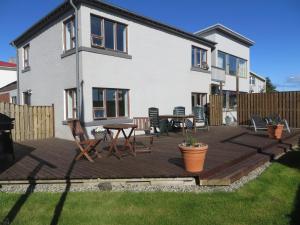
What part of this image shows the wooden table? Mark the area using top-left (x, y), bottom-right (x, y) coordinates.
top-left (159, 114), bottom-right (195, 135)
top-left (103, 123), bottom-right (137, 159)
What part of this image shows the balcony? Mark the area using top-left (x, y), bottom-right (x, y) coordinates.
top-left (211, 66), bottom-right (226, 82)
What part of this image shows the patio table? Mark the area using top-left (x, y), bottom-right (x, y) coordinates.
top-left (103, 123), bottom-right (137, 159)
top-left (159, 114), bottom-right (195, 135)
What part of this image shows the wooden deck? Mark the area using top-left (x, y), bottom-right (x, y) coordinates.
top-left (0, 126), bottom-right (299, 185)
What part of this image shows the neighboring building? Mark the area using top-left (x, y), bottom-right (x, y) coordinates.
top-left (0, 61), bottom-right (17, 88)
top-left (11, 0), bottom-right (256, 139)
top-left (249, 71), bottom-right (266, 93)
top-left (0, 81), bottom-right (17, 103)
top-left (195, 24), bottom-right (254, 124)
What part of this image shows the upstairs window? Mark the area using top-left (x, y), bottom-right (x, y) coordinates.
top-left (23, 44), bottom-right (30, 69)
top-left (218, 51), bottom-right (248, 78)
top-left (250, 76), bottom-right (256, 85)
top-left (90, 15), bottom-right (127, 53)
top-left (64, 17), bottom-right (75, 51)
top-left (191, 46), bottom-right (208, 69)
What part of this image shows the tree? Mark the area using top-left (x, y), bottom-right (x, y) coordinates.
top-left (265, 77), bottom-right (277, 93)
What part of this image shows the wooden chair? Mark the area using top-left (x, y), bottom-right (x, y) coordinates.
top-left (133, 117), bottom-right (154, 153)
top-left (68, 120), bottom-right (102, 162)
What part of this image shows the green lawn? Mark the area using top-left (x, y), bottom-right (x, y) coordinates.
top-left (1, 150), bottom-right (300, 225)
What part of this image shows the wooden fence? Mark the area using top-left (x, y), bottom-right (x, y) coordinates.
top-left (0, 102), bottom-right (55, 142)
top-left (238, 92), bottom-right (300, 128)
top-left (209, 95), bottom-right (223, 126)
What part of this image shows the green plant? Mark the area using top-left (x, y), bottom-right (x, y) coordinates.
top-left (184, 134), bottom-right (199, 147)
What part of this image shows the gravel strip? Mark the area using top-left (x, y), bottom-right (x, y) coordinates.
top-left (0, 162), bottom-right (271, 194)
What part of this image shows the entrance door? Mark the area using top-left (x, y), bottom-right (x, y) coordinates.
top-left (191, 93), bottom-right (207, 108)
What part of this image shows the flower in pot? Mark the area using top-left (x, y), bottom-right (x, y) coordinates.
top-left (267, 121), bottom-right (284, 140)
top-left (178, 135), bottom-right (208, 173)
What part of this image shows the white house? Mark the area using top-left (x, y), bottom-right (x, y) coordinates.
top-left (11, 0), bottom-right (256, 139)
top-left (249, 71), bottom-right (266, 93)
top-left (0, 61), bottom-right (17, 103)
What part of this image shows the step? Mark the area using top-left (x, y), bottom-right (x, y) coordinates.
top-left (200, 154), bottom-right (269, 186)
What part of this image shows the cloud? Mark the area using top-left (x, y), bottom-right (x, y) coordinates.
top-left (286, 75), bottom-right (300, 83)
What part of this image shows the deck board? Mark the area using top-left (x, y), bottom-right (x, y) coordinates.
top-left (0, 126), bottom-right (299, 182)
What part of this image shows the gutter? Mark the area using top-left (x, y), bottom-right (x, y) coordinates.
top-left (70, 0), bottom-right (81, 120)
top-left (10, 43), bottom-right (20, 104)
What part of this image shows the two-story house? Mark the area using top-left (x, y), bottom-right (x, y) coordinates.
top-left (249, 71), bottom-right (266, 93)
top-left (11, 0), bottom-right (255, 139)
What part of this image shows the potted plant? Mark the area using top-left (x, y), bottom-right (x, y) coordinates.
top-left (178, 135), bottom-right (208, 173)
top-left (267, 121), bottom-right (284, 140)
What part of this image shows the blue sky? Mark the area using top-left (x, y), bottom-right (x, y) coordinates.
top-left (0, 0), bottom-right (299, 91)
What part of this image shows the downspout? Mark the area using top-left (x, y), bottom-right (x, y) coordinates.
top-left (11, 43), bottom-right (20, 104)
top-left (70, 0), bottom-right (81, 120)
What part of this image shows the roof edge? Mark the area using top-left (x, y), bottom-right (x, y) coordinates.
top-left (194, 23), bottom-right (255, 47)
top-left (250, 71), bottom-right (266, 81)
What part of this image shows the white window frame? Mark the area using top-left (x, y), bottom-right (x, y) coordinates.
top-left (63, 17), bottom-right (75, 52)
top-left (65, 89), bottom-right (77, 120)
top-left (23, 44), bottom-right (30, 69)
top-left (191, 46), bottom-right (208, 69)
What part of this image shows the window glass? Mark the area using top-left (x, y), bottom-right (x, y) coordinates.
top-left (106, 89), bottom-right (116, 117)
top-left (65, 89), bottom-right (77, 119)
top-left (218, 52), bottom-right (226, 69)
top-left (239, 59), bottom-right (247, 78)
top-left (104, 20), bottom-right (114, 49)
top-left (91, 16), bottom-right (102, 46)
top-left (23, 45), bottom-right (30, 68)
top-left (116, 24), bottom-right (126, 52)
top-left (228, 55), bottom-right (237, 75)
top-left (118, 89), bottom-right (128, 117)
top-left (196, 48), bottom-right (201, 66)
top-left (201, 50), bottom-right (207, 63)
top-left (92, 88), bottom-right (103, 107)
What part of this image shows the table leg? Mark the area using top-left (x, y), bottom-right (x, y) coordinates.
top-left (107, 129), bottom-right (122, 159)
top-left (121, 128), bottom-right (136, 157)
top-left (182, 118), bottom-right (186, 135)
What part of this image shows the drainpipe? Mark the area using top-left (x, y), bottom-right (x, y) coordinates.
top-left (11, 43), bottom-right (20, 104)
top-left (70, 0), bottom-right (81, 120)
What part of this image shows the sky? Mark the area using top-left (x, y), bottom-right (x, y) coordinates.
top-left (0, 0), bottom-right (299, 91)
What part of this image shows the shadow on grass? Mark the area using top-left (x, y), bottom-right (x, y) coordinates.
top-left (290, 185), bottom-right (300, 225)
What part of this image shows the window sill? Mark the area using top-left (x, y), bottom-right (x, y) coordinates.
top-left (22, 66), bottom-right (31, 73)
top-left (60, 47), bottom-right (132, 60)
top-left (191, 66), bottom-right (210, 74)
top-left (85, 118), bottom-right (132, 127)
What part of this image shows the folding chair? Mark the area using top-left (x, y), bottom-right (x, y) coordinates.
top-left (68, 120), bottom-right (102, 162)
top-left (133, 117), bottom-right (154, 153)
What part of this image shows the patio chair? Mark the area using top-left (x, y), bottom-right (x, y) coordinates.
top-left (68, 120), bottom-right (102, 162)
top-left (266, 114), bottom-right (291, 133)
top-left (193, 106), bottom-right (209, 131)
top-left (148, 107), bottom-right (169, 135)
top-left (172, 106), bottom-right (185, 128)
top-left (251, 115), bottom-right (268, 132)
top-left (132, 117), bottom-right (154, 153)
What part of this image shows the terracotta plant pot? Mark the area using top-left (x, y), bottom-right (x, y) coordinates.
top-left (178, 143), bottom-right (208, 173)
top-left (267, 124), bottom-right (284, 139)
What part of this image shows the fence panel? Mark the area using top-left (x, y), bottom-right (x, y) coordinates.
top-left (209, 95), bottom-right (223, 126)
top-left (238, 92), bottom-right (300, 128)
top-left (0, 102), bottom-right (54, 141)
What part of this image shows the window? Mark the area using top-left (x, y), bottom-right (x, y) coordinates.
top-left (92, 88), bottom-right (129, 119)
top-left (23, 44), bottom-right (30, 69)
top-left (250, 76), bottom-right (256, 85)
top-left (11, 96), bottom-right (17, 104)
top-left (191, 46), bottom-right (208, 69)
top-left (218, 51), bottom-right (247, 77)
top-left (23, 92), bottom-right (31, 105)
top-left (65, 89), bottom-right (77, 119)
top-left (64, 17), bottom-right (75, 51)
top-left (90, 15), bottom-right (127, 53)
top-left (191, 93), bottom-right (207, 108)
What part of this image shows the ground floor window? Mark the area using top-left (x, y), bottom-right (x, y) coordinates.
top-left (65, 89), bottom-right (77, 120)
top-left (11, 96), bottom-right (17, 104)
top-left (223, 91), bottom-right (237, 110)
top-left (191, 93), bottom-right (207, 108)
top-left (23, 92), bottom-right (31, 105)
top-left (92, 88), bottom-right (129, 119)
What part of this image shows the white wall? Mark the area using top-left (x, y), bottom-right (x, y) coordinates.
top-left (17, 10), bottom-right (78, 140)
top-left (80, 6), bottom-right (212, 135)
top-left (0, 69), bottom-right (17, 88)
top-left (250, 76), bottom-right (266, 93)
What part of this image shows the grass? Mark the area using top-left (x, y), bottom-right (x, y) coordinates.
top-left (0, 150), bottom-right (300, 225)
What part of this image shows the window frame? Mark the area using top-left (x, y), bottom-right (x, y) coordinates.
top-left (90, 14), bottom-right (128, 53)
top-left (218, 50), bottom-right (248, 78)
top-left (23, 44), bottom-right (30, 69)
top-left (65, 88), bottom-right (77, 120)
top-left (63, 17), bottom-right (75, 52)
top-left (191, 46), bottom-right (208, 69)
top-left (92, 87), bottom-right (130, 120)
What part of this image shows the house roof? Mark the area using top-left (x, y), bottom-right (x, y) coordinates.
top-left (250, 71), bottom-right (266, 81)
top-left (194, 23), bottom-right (255, 47)
top-left (0, 61), bottom-right (17, 68)
top-left (0, 81), bottom-right (17, 93)
top-left (11, 0), bottom-right (216, 48)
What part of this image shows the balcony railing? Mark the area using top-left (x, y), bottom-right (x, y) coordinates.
top-left (211, 66), bottom-right (226, 82)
